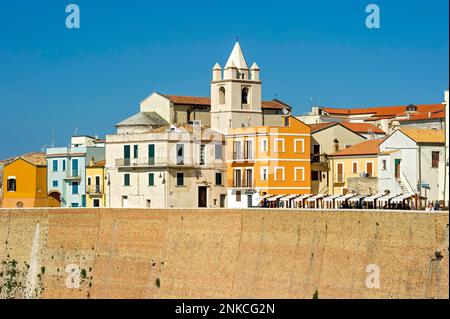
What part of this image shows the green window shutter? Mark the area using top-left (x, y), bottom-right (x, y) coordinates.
top-left (149, 173), bottom-right (154, 186)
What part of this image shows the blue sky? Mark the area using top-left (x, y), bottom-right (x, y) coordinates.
top-left (0, 0), bottom-right (448, 159)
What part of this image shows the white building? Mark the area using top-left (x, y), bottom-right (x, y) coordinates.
top-left (105, 124), bottom-right (226, 208)
top-left (442, 90), bottom-right (449, 207)
top-left (378, 128), bottom-right (445, 206)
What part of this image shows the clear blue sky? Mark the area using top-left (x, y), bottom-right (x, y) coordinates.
top-left (0, 0), bottom-right (448, 159)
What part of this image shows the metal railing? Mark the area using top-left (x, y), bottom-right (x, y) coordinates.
top-left (86, 185), bottom-right (103, 194)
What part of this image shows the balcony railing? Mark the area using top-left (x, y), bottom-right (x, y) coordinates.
top-left (86, 185), bottom-right (103, 195)
top-left (64, 169), bottom-right (81, 180)
top-left (115, 158), bottom-right (155, 167)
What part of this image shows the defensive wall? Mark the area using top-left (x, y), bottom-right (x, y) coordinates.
top-left (0, 208), bottom-right (448, 299)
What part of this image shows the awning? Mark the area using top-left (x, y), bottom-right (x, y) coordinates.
top-left (294, 194), bottom-right (312, 202)
top-left (280, 194), bottom-right (299, 201)
top-left (348, 195), bottom-right (368, 203)
top-left (267, 195), bottom-right (284, 202)
top-left (335, 193), bottom-right (355, 202)
top-left (323, 194), bottom-right (341, 202)
top-left (391, 193), bottom-right (413, 203)
top-left (364, 193), bottom-right (385, 202)
top-left (307, 194), bottom-right (326, 202)
top-left (377, 193), bottom-right (400, 204)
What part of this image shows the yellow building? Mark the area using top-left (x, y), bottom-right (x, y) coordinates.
top-left (2, 153), bottom-right (58, 208)
top-left (226, 116), bottom-right (311, 207)
top-left (328, 139), bottom-right (384, 195)
top-left (86, 159), bottom-right (106, 207)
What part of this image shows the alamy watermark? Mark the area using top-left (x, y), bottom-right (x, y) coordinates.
top-left (65, 4), bottom-right (80, 29)
top-left (365, 4), bottom-right (381, 29)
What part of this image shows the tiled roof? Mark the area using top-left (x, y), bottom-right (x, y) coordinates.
top-left (116, 112), bottom-right (169, 127)
top-left (89, 160), bottom-right (105, 168)
top-left (261, 99), bottom-right (292, 110)
top-left (329, 139), bottom-right (384, 157)
top-left (323, 103), bottom-right (444, 120)
top-left (162, 95), bottom-right (211, 106)
top-left (399, 109), bottom-right (445, 122)
top-left (309, 123), bottom-right (335, 133)
top-left (340, 122), bottom-right (385, 134)
top-left (1, 152), bottom-right (46, 167)
top-left (399, 128), bottom-right (445, 144)
top-left (309, 122), bottom-right (385, 135)
top-left (161, 94), bottom-right (291, 110)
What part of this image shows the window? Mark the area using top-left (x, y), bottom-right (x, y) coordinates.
top-left (52, 160), bottom-right (58, 172)
top-left (432, 151), bottom-right (440, 168)
top-left (233, 140), bottom-right (242, 160)
top-left (87, 177), bottom-right (92, 186)
top-left (294, 139), bottom-right (305, 153)
top-left (244, 140), bottom-right (253, 159)
top-left (274, 138), bottom-right (285, 153)
top-left (124, 174), bottom-right (130, 186)
top-left (336, 163), bottom-right (344, 183)
top-left (215, 143), bottom-right (223, 160)
top-left (148, 144), bottom-right (155, 165)
top-left (261, 138), bottom-right (268, 152)
top-left (312, 144), bottom-right (321, 163)
top-left (220, 194), bottom-right (226, 208)
top-left (241, 87), bottom-right (249, 105)
top-left (236, 191), bottom-right (242, 202)
top-left (382, 159), bottom-right (387, 170)
top-left (215, 172), bottom-right (223, 186)
top-left (243, 169), bottom-right (253, 187)
top-left (72, 159), bottom-right (79, 177)
top-left (123, 145), bottom-right (131, 165)
top-left (71, 203), bottom-right (79, 208)
top-left (352, 162), bottom-right (358, 174)
top-left (294, 167), bottom-right (305, 182)
top-left (311, 171), bottom-right (320, 181)
top-left (176, 173), bottom-right (184, 186)
top-left (52, 180), bottom-right (58, 188)
top-left (219, 87), bottom-right (225, 105)
top-left (93, 199), bottom-right (100, 208)
top-left (62, 160), bottom-right (66, 171)
top-left (133, 145), bottom-right (138, 159)
top-left (233, 169), bottom-right (242, 187)
top-left (274, 167), bottom-right (285, 181)
top-left (260, 167), bottom-right (268, 181)
top-left (199, 144), bottom-right (206, 165)
top-left (366, 162), bottom-right (373, 177)
top-left (7, 178), bottom-right (16, 192)
top-left (148, 173), bottom-right (155, 186)
top-left (72, 182), bottom-right (79, 195)
top-left (176, 144), bottom-right (184, 165)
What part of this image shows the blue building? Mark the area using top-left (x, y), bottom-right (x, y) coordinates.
top-left (46, 136), bottom-right (105, 207)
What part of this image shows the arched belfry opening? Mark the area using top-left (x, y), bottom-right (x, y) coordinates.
top-left (242, 87), bottom-right (249, 105)
top-left (219, 87), bottom-right (226, 105)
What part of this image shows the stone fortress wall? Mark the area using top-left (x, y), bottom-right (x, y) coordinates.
top-left (0, 208), bottom-right (448, 299)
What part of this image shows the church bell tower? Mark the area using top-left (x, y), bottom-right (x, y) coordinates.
top-left (210, 42), bottom-right (263, 134)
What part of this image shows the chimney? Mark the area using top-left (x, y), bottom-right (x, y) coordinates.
top-left (333, 139), bottom-right (339, 152)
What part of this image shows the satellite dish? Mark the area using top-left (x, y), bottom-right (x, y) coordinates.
top-left (282, 108), bottom-right (289, 115)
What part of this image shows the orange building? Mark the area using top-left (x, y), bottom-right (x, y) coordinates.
top-left (1, 153), bottom-right (57, 208)
top-left (226, 116), bottom-right (311, 207)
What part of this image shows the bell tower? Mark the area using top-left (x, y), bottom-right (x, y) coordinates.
top-left (211, 42), bottom-right (263, 134)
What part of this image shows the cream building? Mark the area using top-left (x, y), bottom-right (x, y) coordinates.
top-left (105, 124), bottom-right (226, 208)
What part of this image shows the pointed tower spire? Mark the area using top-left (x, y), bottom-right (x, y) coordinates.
top-left (225, 42), bottom-right (249, 70)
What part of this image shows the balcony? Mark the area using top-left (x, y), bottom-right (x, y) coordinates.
top-left (86, 185), bottom-right (103, 195)
top-left (64, 169), bottom-right (81, 180)
top-left (115, 158), bottom-right (156, 168)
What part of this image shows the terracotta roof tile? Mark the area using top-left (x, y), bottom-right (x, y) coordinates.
top-left (160, 94), bottom-right (291, 110)
top-left (329, 139), bottom-right (384, 157)
top-left (1, 152), bottom-right (46, 167)
top-left (323, 103), bottom-right (444, 119)
top-left (399, 128), bottom-right (445, 144)
top-left (309, 122), bottom-right (336, 133)
top-left (340, 122), bottom-right (385, 134)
